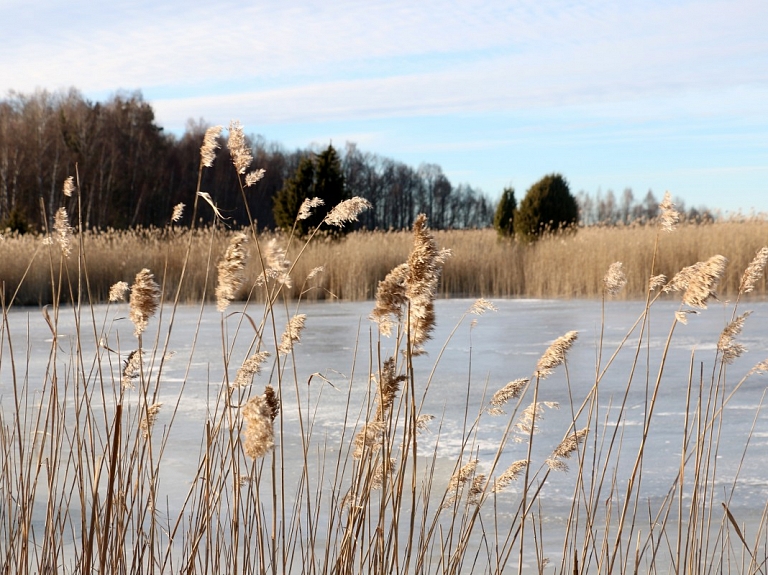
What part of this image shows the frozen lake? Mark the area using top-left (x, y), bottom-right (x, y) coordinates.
top-left (3, 297), bottom-right (768, 571)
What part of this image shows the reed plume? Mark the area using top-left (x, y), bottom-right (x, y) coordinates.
top-left (323, 197), bottom-right (372, 228)
top-left (53, 207), bottom-right (73, 257)
top-left (278, 314), bottom-right (307, 355)
top-left (718, 311), bottom-right (751, 364)
top-left (242, 386), bottom-right (279, 459)
top-left (129, 268), bottom-right (161, 337)
top-left (493, 460), bottom-right (529, 493)
top-left (245, 168), bottom-right (265, 187)
top-left (171, 203), bottom-right (184, 223)
top-left (515, 401), bottom-right (558, 437)
top-left (442, 459), bottom-right (479, 509)
top-left (109, 281), bottom-right (129, 303)
top-left (370, 263), bottom-right (409, 337)
top-left (200, 125), bottom-right (222, 168)
top-left (62, 175), bottom-right (75, 197)
top-left (469, 298), bottom-right (498, 315)
top-left (370, 215), bottom-right (449, 351)
top-left (545, 427), bottom-right (589, 472)
top-left (352, 420), bottom-right (386, 459)
top-left (405, 214), bottom-right (451, 355)
top-left (603, 262), bottom-right (627, 296)
top-left (121, 350), bottom-right (142, 389)
top-left (141, 403), bottom-right (163, 439)
top-left (216, 232), bottom-right (248, 311)
top-left (374, 357), bottom-right (407, 420)
top-left (298, 197), bottom-right (324, 221)
top-left (649, 274), bottom-right (666, 292)
top-left (232, 351), bottom-right (271, 388)
top-left (535, 331), bottom-right (578, 379)
top-left (488, 378), bottom-right (529, 416)
top-left (659, 191), bottom-right (679, 232)
top-left (227, 121), bottom-right (253, 175)
top-left (665, 255), bottom-right (727, 309)
top-left (739, 247), bottom-right (768, 294)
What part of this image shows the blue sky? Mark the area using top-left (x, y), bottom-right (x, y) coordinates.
top-left (2, 0), bottom-right (767, 213)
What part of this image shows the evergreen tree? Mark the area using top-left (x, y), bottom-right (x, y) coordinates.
top-left (272, 144), bottom-right (348, 235)
top-left (273, 156), bottom-right (315, 235)
top-left (493, 186), bottom-right (516, 237)
top-left (515, 174), bottom-right (578, 242)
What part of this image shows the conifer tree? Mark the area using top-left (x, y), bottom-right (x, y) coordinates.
top-left (515, 174), bottom-right (578, 242)
top-left (493, 186), bottom-right (516, 237)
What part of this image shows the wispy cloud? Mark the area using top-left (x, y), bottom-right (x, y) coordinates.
top-left (2, 0), bottom-right (767, 211)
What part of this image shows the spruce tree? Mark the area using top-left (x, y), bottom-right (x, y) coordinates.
top-left (272, 144), bottom-right (348, 235)
top-left (493, 187), bottom-right (516, 237)
top-left (273, 156), bottom-right (315, 235)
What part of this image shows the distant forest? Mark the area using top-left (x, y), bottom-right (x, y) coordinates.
top-left (0, 89), bottom-right (494, 231)
top-left (0, 88), bottom-right (708, 232)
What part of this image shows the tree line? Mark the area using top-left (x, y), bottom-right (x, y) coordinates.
top-left (0, 89), bottom-right (493, 232)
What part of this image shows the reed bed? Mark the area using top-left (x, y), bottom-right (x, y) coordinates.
top-left (3, 219), bottom-right (768, 305)
top-left (2, 123), bottom-right (768, 574)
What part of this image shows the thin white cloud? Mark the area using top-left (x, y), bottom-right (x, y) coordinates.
top-left (3, 0), bottom-right (767, 101)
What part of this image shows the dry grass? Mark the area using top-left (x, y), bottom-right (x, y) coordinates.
top-left (3, 219), bottom-right (768, 305)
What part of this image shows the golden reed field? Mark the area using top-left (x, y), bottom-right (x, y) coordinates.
top-left (2, 220), bottom-right (767, 306)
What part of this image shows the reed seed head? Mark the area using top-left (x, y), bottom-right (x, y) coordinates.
top-left (718, 311), bottom-right (751, 364)
top-left (53, 207), bottom-right (73, 257)
top-left (242, 389), bottom-right (277, 459)
top-left (536, 331), bottom-right (578, 378)
top-left (371, 457), bottom-right (397, 490)
top-left (245, 169), bottom-right (265, 187)
top-left (515, 401), bottom-right (558, 437)
top-left (659, 191), bottom-right (679, 232)
top-left (109, 281), bottom-right (129, 303)
top-left (306, 266), bottom-right (324, 281)
top-left (264, 238), bottom-right (292, 288)
top-left (416, 414), bottom-right (434, 432)
top-left (121, 350), bottom-right (142, 389)
top-left (374, 357), bottom-right (407, 420)
top-left (216, 232), bottom-right (248, 311)
top-left (489, 378), bottom-right (529, 415)
top-left (469, 298), bottom-right (497, 315)
top-left (200, 125), bottom-right (222, 168)
top-left (298, 197), bottom-right (325, 221)
top-left (603, 262), bottom-right (627, 296)
top-left (323, 197), bottom-right (372, 228)
top-left (129, 269), bottom-right (161, 337)
top-left (748, 359), bottom-right (768, 377)
top-left (62, 176), bottom-right (75, 197)
top-left (546, 427), bottom-right (589, 472)
top-left (442, 458), bottom-right (479, 509)
top-left (405, 214), bottom-right (451, 355)
top-left (171, 203), bottom-right (184, 223)
top-left (141, 403), bottom-right (163, 439)
top-left (740, 247), bottom-right (768, 295)
top-left (278, 314), bottom-right (307, 355)
top-left (227, 120), bottom-right (253, 175)
top-left (232, 351), bottom-right (271, 388)
top-left (371, 263), bottom-right (409, 337)
top-left (675, 310), bottom-right (699, 325)
top-left (468, 474), bottom-right (486, 505)
top-left (493, 459), bottom-right (529, 493)
top-left (649, 274), bottom-right (666, 292)
top-left (353, 420), bottom-right (386, 459)
top-left (665, 255), bottom-right (727, 309)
